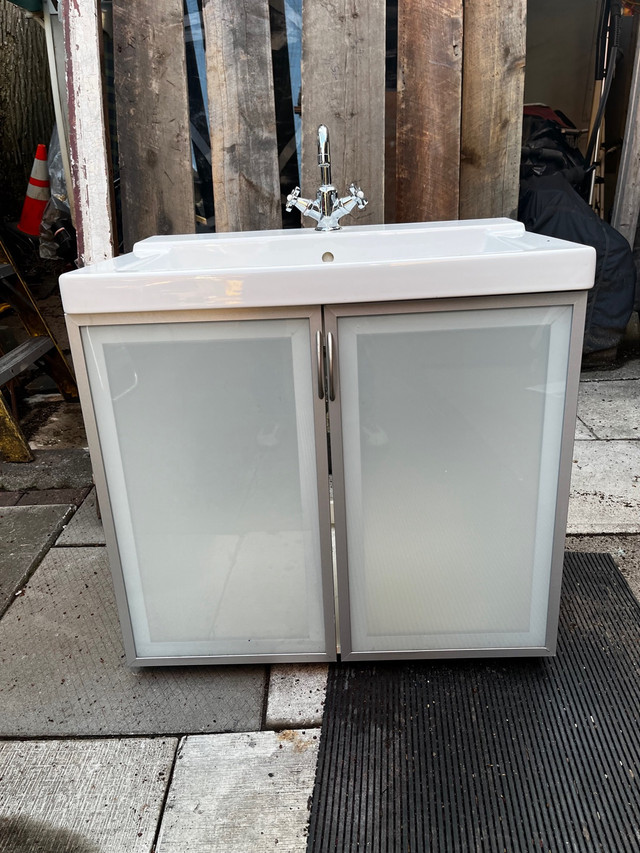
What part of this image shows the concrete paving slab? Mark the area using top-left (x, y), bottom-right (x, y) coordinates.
top-left (156, 731), bottom-right (319, 853)
top-left (0, 737), bottom-right (177, 853)
top-left (265, 664), bottom-right (328, 730)
top-left (565, 534), bottom-right (640, 603)
top-left (0, 492), bottom-right (22, 506)
top-left (0, 547), bottom-right (266, 736)
top-left (0, 504), bottom-right (74, 617)
top-left (56, 488), bottom-right (105, 546)
top-left (0, 448), bottom-right (93, 491)
top-left (574, 417), bottom-right (596, 440)
top-left (16, 487), bottom-right (90, 506)
top-left (580, 358), bottom-right (640, 382)
top-left (577, 379), bottom-right (640, 439)
top-left (567, 441), bottom-right (640, 534)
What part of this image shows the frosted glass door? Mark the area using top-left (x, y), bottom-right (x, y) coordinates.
top-left (330, 303), bottom-right (574, 655)
top-left (82, 316), bottom-right (331, 660)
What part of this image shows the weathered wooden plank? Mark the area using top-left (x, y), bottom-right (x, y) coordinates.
top-left (112, 0), bottom-right (195, 249)
top-left (0, 337), bottom-right (53, 386)
top-left (301, 0), bottom-right (386, 227)
top-left (202, 0), bottom-right (282, 232)
top-left (459, 0), bottom-right (526, 220)
top-left (60, 0), bottom-right (116, 265)
top-left (611, 28), bottom-right (640, 245)
top-left (396, 0), bottom-right (463, 223)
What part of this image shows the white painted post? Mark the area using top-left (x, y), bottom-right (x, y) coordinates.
top-left (42, 2), bottom-right (75, 226)
top-left (59, 0), bottom-right (116, 266)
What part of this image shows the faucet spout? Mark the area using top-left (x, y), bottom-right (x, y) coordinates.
top-left (317, 124), bottom-right (331, 187)
top-left (286, 124), bottom-right (368, 231)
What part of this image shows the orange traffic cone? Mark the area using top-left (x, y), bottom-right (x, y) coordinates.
top-left (17, 144), bottom-right (50, 236)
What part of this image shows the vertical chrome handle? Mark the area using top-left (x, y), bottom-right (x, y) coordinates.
top-left (316, 330), bottom-right (325, 399)
top-left (327, 332), bottom-right (336, 401)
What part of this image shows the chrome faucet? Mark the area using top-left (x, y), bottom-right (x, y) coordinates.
top-left (286, 125), bottom-right (368, 231)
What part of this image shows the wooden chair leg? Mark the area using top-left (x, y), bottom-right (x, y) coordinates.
top-left (0, 390), bottom-right (33, 462)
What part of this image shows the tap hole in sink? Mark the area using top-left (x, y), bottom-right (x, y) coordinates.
top-left (322, 251), bottom-right (334, 263)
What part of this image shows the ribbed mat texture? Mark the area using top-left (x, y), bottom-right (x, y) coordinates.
top-left (308, 553), bottom-right (640, 852)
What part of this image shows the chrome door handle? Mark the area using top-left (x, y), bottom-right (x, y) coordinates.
top-left (327, 332), bottom-right (336, 401)
top-left (316, 330), bottom-right (325, 399)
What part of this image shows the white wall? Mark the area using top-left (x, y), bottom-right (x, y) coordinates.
top-left (525, 0), bottom-right (600, 131)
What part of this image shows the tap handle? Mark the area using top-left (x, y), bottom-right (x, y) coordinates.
top-left (285, 186), bottom-right (301, 212)
top-left (348, 183), bottom-right (368, 209)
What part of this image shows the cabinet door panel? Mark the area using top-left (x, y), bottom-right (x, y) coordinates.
top-left (83, 316), bottom-right (332, 660)
top-left (330, 303), bottom-right (574, 655)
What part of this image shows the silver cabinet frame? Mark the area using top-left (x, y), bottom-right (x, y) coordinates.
top-left (66, 289), bottom-right (586, 665)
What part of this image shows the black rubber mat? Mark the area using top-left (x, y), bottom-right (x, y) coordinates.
top-left (308, 553), bottom-right (640, 852)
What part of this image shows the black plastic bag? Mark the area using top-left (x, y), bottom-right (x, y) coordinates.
top-left (518, 173), bottom-right (635, 355)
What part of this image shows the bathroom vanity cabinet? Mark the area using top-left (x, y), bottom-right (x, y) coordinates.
top-left (60, 219), bottom-right (595, 665)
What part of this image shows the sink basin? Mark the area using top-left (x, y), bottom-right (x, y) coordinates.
top-left (59, 218), bottom-right (595, 315)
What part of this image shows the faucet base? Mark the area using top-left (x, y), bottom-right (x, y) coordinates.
top-left (315, 223), bottom-right (343, 232)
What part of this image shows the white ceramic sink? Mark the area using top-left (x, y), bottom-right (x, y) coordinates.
top-left (59, 218), bottom-right (595, 315)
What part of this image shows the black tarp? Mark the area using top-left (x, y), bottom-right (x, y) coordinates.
top-left (518, 172), bottom-right (636, 354)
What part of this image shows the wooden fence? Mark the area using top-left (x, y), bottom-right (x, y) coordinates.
top-left (60, 0), bottom-right (526, 266)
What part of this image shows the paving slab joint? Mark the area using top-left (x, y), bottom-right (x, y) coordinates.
top-left (149, 738), bottom-right (181, 853)
top-left (259, 665), bottom-right (272, 731)
top-left (0, 504), bottom-right (75, 621)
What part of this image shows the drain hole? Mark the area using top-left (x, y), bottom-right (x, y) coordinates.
top-left (322, 252), bottom-right (334, 263)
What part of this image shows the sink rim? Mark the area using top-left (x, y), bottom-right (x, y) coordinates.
top-left (59, 218), bottom-right (596, 315)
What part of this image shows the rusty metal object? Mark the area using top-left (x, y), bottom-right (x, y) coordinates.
top-left (0, 391), bottom-right (33, 462)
